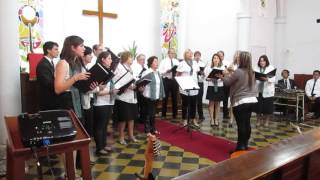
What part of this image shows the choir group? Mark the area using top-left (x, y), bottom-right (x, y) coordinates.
top-left (36, 35), bottom-right (320, 160)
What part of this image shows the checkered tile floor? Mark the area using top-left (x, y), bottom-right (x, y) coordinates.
top-left (7, 107), bottom-right (320, 180)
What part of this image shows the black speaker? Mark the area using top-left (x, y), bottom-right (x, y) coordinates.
top-left (317, 19), bottom-right (320, 23)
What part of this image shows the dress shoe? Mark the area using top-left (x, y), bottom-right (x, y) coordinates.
top-left (119, 139), bottom-right (127, 145)
top-left (129, 137), bottom-right (138, 143)
top-left (183, 120), bottom-right (188, 126)
top-left (193, 119), bottom-right (200, 127)
top-left (96, 149), bottom-right (109, 156)
top-left (104, 146), bottom-right (112, 152)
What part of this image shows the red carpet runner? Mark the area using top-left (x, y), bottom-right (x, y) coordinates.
top-left (137, 120), bottom-right (237, 162)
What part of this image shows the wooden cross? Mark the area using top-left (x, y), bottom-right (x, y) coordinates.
top-left (82, 0), bottom-right (118, 44)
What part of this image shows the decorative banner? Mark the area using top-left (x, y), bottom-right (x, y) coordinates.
top-left (18, 0), bottom-right (44, 72)
top-left (160, 0), bottom-right (180, 59)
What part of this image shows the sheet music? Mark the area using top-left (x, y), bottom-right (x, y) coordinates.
top-left (113, 72), bottom-right (134, 90)
top-left (175, 76), bottom-right (200, 90)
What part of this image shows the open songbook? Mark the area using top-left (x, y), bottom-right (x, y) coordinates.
top-left (136, 73), bottom-right (152, 89)
top-left (75, 63), bottom-right (114, 93)
top-left (207, 68), bottom-right (223, 79)
top-left (113, 71), bottom-right (135, 95)
top-left (255, 68), bottom-right (277, 81)
top-left (175, 76), bottom-right (200, 91)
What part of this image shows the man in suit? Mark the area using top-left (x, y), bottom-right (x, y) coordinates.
top-left (36, 41), bottom-right (59, 111)
top-left (278, 69), bottom-right (296, 89)
top-left (276, 69), bottom-right (296, 116)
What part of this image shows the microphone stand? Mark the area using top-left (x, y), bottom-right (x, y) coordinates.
top-left (172, 88), bottom-right (200, 139)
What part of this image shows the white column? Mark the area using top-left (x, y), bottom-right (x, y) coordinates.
top-left (237, 0), bottom-right (251, 51)
top-left (274, 0), bottom-right (287, 76)
top-left (0, 1), bottom-right (21, 144)
top-left (177, 0), bottom-right (187, 59)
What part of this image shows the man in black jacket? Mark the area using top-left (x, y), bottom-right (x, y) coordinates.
top-left (278, 69), bottom-right (296, 89)
top-left (36, 41), bottom-right (59, 110)
top-left (277, 69), bottom-right (296, 116)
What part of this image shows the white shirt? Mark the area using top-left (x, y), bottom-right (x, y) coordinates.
top-left (204, 66), bottom-right (225, 87)
top-left (113, 63), bottom-right (137, 104)
top-left (254, 65), bottom-right (276, 98)
top-left (176, 60), bottom-right (200, 96)
top-left (194, 59), bottom-right (206, 83)
top-left (283, 78), bottom-right (291, 89)
top-left (131, 61), bottom-right (145, 80)
top-left (305, 78), bottom-right (320, 98)
top-left (86, 56), bottom-right (97, 70)
top-left (142, 68), bottom-right (161, 99)
top-left (233, 97), bottom-right (258, 107)
top-left (93, 82), bottom-right (115, 106)
top-left (222, 60), bottom-right (231, 69)
top-left (44, 56), bottom-right (55, 68)
top-left (159, 57), bottom-right (180, 79)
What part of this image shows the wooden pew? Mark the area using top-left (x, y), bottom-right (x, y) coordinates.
top-left (173, 128), bottom-right (320, 180)
top-left (20, 72), bottom-right (40, 113)
top-left (294, 74), bottom-right (313, 90)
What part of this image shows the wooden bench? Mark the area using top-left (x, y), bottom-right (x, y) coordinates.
top-left (173, 128), bottom-right (320, 180)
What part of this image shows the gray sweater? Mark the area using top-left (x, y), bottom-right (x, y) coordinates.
top-left (223, 68), bottom-right (257, 105)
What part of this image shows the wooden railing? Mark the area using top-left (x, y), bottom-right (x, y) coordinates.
top-left (173, 128), bottom-right (320, 180)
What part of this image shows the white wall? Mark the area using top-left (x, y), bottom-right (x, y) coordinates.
top-left (43, 0), bottom-right (161, 58)
top-left (184, 0), bottom-right (240, 65)
top-left (249, 0), bottom-right (276, 65)
top-left (43, 0), bottom-right (240, 65)
top-left (0, 0), bottom-right (21, 144)
top-left (280, 0), bottom-right (320, 74)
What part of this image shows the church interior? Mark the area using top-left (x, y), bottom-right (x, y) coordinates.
top-left (1, 0), bottom-right (320, 180)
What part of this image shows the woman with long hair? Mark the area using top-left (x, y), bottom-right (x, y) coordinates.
top-left (205, 53), bottom-right (225, 127)
top-left (255, 55), bottom-right (275, 127)
top-left (54, 35), bottom-right (98, 168)
top-left (222, 51), bottom-right (257, 151)
top-left (226, 50), bottom-right (241, 127)
top-left (93, 51), bottom-right (118, 155)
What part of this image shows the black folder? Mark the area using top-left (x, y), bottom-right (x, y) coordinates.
top-left (75, 63), bottom-right (114, 93)
top-left (255, 68), bottom-right (277, 81)
top-left (207, 68), bottom-right (223, 79)
top-left (198, 67), bottom-right (205, 75)
top-left (170, 65), bottom-right (178, 72)
top-left (117, 79), bottom-right (135, 95)
top-left (136, 78), bottom-right (152, 89)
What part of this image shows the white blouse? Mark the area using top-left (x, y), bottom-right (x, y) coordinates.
top-left (204, 66), bottom-right (225, 87)
top-left (176, 60), bottom-right (200, 96)
top-left (93, 82), bottom-right (115, 106)
top-left (159, 57), bottom-right (180, 79)
top-left (112, 63), bottom-right (137, 104)
top-left (194, 60), bottom-right (206, 83)
top-left (142, 68), bottom-right (161, 99)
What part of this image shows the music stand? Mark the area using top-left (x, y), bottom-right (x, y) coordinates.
top-left (172, 76), bottom-right (200, 138)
